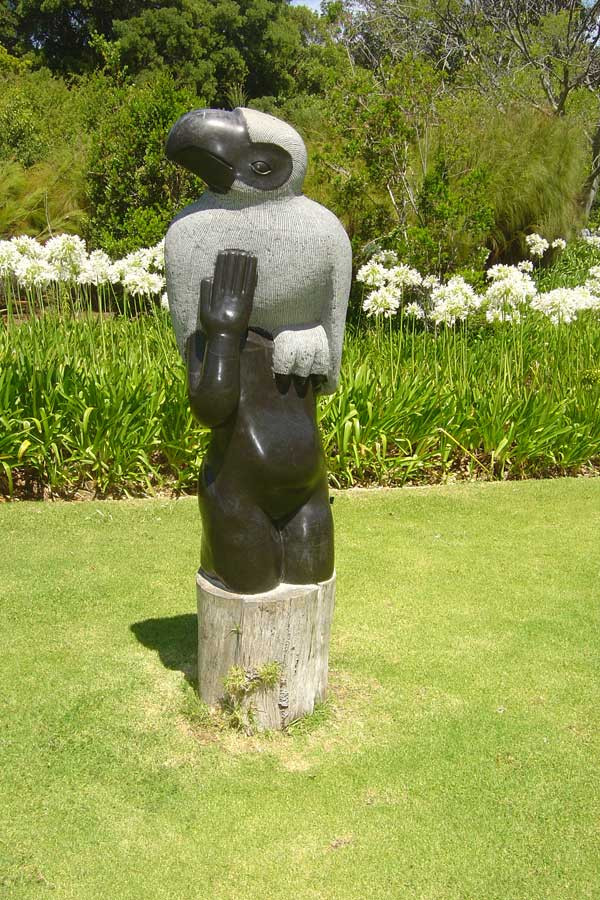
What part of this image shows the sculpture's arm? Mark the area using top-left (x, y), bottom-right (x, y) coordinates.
top-left (186, 250), bottom-right (257, 428)
top-left (320, 225), bottom-right (352, 395)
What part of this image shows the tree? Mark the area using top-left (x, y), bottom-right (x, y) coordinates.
top-left (0, 1), bottom-right (19, 52)
top-left (84, 72), bottom-right (204, 255)
top-left (113, 0), bottom-right (327, 103)
top-left (112, 2), bottom-right (228, 102)
top-left (2, 0), bottom-right (328, 104)
top-left (356, 0), bottom-right (600, 214)
top-left (3, 0), bottom-right (146, 71)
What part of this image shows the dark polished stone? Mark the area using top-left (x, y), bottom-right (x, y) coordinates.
top-left (185, 249), bottom-right (334, 594)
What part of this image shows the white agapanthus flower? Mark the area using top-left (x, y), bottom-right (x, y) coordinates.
top-left (112, 251), bottom-right (147, 280)
top-left (388, 264), bottom-right (423, 289)
top-left (525, 233), bottom-right (549, 258)
top-left (577, 284), bottom-right (600, 311)
top-left (0, 240), bottom-right (21, 275)
top-left (10, 235), bottom-right (46, 259)
top-left (110, 258), bottom-right (127, 281)
top-left (149, 239), bottom-right (165, 271)
top-left (530, 287), bottom-right (598, 324)
top-left (128, 248), bottom-right (154, 270)
top-left (362, 285), bottom-right (402, 317)
top-left (122, 269), bottom-right (165, 296)
top-left (487, 264), bottom-right (521, 281)
top-left (517, 260), bottom-right (534, 273)
top-left (45, 234), bottom-right (87, 280)
top-left (429, 276), bottom-right (481, 326)
top-left (585, 266), bottom-right (600, 296)
top-left (404, 301), bottom-right (425, 319)
top-left (161, 291), bottom-right (170, 310)
top-left (422, 274), bottom-right (441, 290)
top-left (581, 229), bottom-right (600, 249)
top-left (109, 261), bottom-right (128, 282)
top-left (78, 250), bottom-right (115, 286)
top-left (577, 288), bottom-right (600, 311)
top-left (356, 260), bottom-right (389, 288)
top-left (14, 256), bottom-right (57, 288)
top-left (3, 234), bottom-right (174, 293)
top-left (484, 265), bottom-right (537, 322)
top-left (551, 238), bottom-right (567, 251)
top-left (588, 265), bottom-right (600, 280)
top-left (371, 250), bottom-right (399, 267)
top-left (358, 254), bottom-right (423, 303)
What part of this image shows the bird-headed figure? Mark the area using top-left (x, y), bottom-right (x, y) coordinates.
top-left (164, 108), bottom-right (352, 593)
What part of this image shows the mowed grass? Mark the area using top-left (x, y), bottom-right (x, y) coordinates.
top-left (1, 479), bottom-right (599, 899)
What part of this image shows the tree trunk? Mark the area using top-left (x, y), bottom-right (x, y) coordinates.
top-left (196, 571), bottom-right (336, 731)
top-left (581, 118), bottom-right (600, 219)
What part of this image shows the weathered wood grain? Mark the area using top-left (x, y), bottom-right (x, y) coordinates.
top-left (197, 572), bottom-right (336, 730)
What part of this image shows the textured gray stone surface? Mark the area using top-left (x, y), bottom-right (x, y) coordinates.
top-left (165, 107), bottom-right (352, 393)
top-left (197, 571), bottom-right (336, 731)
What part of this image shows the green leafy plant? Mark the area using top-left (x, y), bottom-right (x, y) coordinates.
top-left (84, 72), bottom-right (204, 257)
top-left (221, 662), bottom-right (283, 734)
top-left (2, 295), bottom-right (600, 498)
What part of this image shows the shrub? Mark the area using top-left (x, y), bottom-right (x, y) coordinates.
top-left (307, 61), bottom-right (590, 284)
top-left (84, 72), bottom-right (204, 257)
top-left (0, 157), bottom-right (86, 238)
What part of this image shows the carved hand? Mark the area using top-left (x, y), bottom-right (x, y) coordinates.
top-left (199, 249), bottom-right (258, 338)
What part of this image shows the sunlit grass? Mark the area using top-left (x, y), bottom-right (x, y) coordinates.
top-left (1, 481), bottom-right (599, 899)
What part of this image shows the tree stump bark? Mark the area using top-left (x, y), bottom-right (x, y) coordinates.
top-left (196, 571), bottom-right (336, 731)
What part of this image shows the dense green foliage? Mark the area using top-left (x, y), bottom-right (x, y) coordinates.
top-left (2, 277), bottom-right (599, 498)
top-left (85, 74), bottom-right (204, 256)
top-left (0, 1), bottom-right (350, 250)
top-left (280, 59), bottom-right (591, 272)
top-left (1, 2), bottom-right (599, 272)
top-left (1, 2), bottom-right (599, 498)
top-left (1, 0), bottom-right (327, 101)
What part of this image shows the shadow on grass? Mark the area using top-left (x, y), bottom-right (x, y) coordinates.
top-left (130, 615), bottom-right (197, 685)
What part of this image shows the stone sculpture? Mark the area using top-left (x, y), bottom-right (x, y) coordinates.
top-left (165, 107), bottom-right (352, 728)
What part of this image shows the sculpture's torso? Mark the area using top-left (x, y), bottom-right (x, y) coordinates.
top-left (201, 330), bottom-right (326, 522)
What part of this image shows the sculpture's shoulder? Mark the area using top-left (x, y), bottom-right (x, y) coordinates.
top-left (293, 196), bottom-right (352, 265)
top-left (165, 194), bottom-right (220, 244)
top-left (288, 195), bottom-right (347, 234)
top-left (165, 193), bottom-right (351, 277)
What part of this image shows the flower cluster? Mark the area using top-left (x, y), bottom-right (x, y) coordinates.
top-left (529, 287), bottom-right (600, 324)
top-left (0, 234), bottom-right (166, 298)
top-left (362, 286), bottom-right (402, 318)
top-left (581, 229), bottom-right (600, 249)
top-left (429, 277), bottom-right (481, 326)
top-left (526, 233), bottom-right (550, 258)
top-left (525, 232), bottom-right (567, 259)
top-left (356, 234), bottom-right (600, 327)
top-left (484, 265), bottom-right (537, 323)
top-left (357, 250), bottom-right (423, 318)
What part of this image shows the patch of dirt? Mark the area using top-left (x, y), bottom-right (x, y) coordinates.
top-left (3, 466), bottom-right (599, 503)
top-left (364, 787), bottom-right (406, 807)
top-left (171, 665), bottom-right (384, 770)
top-left (328, 835), bottom-right (353, 850)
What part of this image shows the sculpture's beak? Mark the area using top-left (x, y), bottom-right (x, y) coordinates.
top-left (166, 108), bottom-right (248, 194)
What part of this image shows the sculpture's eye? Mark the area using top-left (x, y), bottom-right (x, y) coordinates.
top-left (251, 160), bottom-right (272, 175)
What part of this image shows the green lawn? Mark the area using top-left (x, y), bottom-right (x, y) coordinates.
top-left (1, 480), bottom-right (599, 899)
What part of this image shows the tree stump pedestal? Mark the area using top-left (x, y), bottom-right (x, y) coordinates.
top-left (196, 571), bottom-right (336, 731)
